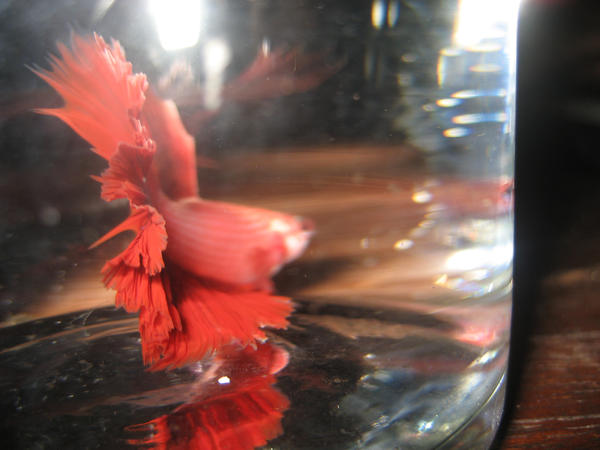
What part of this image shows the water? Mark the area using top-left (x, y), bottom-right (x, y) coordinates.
top-left (0, 0), bottom-right (517, 448)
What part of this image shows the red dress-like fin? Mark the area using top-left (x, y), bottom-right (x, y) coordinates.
top-left (149, 270), bottom-right (293, 371)
top-left (97, 203), bottom-right (173, 358)
top-left (143, 90), bottom-right (200, 199)
top-left (93, 205), bottom-right (167, 276)
top-left (102, 264), bottom-right (181, 361)
top-left (91, 142), bottom-right (156, 205)
top-left (222, 47), bottom-right (343, 102)
top-left (33, 33), bottom-right (149, 160)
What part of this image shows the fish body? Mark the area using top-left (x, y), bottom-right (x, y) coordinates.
top-left (34, 33), bottom-right (313, 369)
top-left (155, 193), bottom-right (312, 289)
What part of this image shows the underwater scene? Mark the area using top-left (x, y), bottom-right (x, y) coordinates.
top-left (0, 0), bottom-right (517, 448)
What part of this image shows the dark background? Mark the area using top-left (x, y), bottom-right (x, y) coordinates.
top-left (499, 0), bottom-right (600, 447)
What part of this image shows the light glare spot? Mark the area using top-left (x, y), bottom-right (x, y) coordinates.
top-left (453, 0), bottom-right (521, 47)
top-left (435, 274), bottom-right (448, 285)
top-left (451, 89), bottom-right (477, 99)
top-left (418, 220), bottom-right (435, 229)
top-left (418, 420), bottom-right (434, 433)
top-left (371, 0), bottom-right (386, 29)
top-left (269, 218), bottom-right (291, 234)
top-left (445, 244), bottom-right (513, 272)
top-left (394, 239), bottom-right (414, 251)
top-left (470, 63), bottom-right (501, 73)
top-left (204, 39), bottom-right (231, 76)
top-left (437, 98), bottom-right (462, 108)
top-left (451, 88), bottom-right (506, 99)
top-left (440, 47), bottom-right (462, 57)
top-left (467, 42), bottom-right (502, 52)
top-left (218, 376), bottom-right (231, 385)
top-left (443, 127), bottom-right (471, 138)
top-left (452, 112), bottom-right (506, 125)
top-left (412, 190), bottom-right (432, 203)
top-left (149, 0), bottom-right (203, 51)
top-left (261, 37), bottom-right (270, 56)
top-left (469, 349), bottom-right (498, 367)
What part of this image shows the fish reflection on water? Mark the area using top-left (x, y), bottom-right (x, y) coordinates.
top-left (125, 343), bottom-right (290, 450)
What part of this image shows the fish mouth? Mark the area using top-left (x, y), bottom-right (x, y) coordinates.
top-left (266, 215), bottom-right (314, 271)
top-left (297, 215), bottom-right (315, 233)
top-left (284, 217), bottom-right (315, 263)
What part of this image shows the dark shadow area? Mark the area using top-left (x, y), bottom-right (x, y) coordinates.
top-left (494, 0), bottom-right (600, 447)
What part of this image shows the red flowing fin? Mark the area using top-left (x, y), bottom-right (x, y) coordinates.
top-left (148, 271), bottom-right (293, 371)
top-left (222, 47), bottom-right (344, 103)
top-left (95, 205), bottom-right (167, 275)
top-left (101, 263), bottom-right (181, 365)
top-left (139, 300), bottom-right (184, 366)
top-left (32, 33), bottom-right (148, 159)
top-left (185, 47), bottom-right (342, 130)
top-left (95, 204), bottom-right (169, 346)
top-left (142, 90), bottom-right (203, 199)
top-left (90, 142), bottom-right (156, 205)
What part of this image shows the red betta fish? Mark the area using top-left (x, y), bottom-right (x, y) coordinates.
top-left (33, 34), bottom-right (312, 370)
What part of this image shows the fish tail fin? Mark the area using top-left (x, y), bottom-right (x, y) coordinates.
top-left (147, 271), bottom-right (293, 371)
top-left (32, 33), bottom-right (149, 160)
top-left (142, 90), bottom-right (201, 199)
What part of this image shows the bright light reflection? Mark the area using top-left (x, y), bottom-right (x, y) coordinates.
top-left (443, 127), bottom-right (470, 138)
top-left (203, 39), bottom-right (231, 110)
top-left (261, 37), bottom-right (271, 57)
top-left (469, 349), bottom-right (499, 367)
top-left (437, 98), bottom-right (462, 108)
top-left (453, 0), bottom-right (520, 47)
top-left (217, 376), bottom-right (231, 385)
top-left (204, 39), bottom-right (231, 75)
top-left (387, 0), bottom-right (400, 27)
top-left (149, 0), bottom-right (203, 50)
top-left (470, 63), bottom-right (502, 73)
top-left (412, 190), bottom-right (432, 203)
top-left (452, 112), bottom-right (507, 125)
top-left (451, 89), bottom-right (507, 99)
top-left (371, 0), bottom-right (386, 29)
top-left (417, 420), bottom-right (434, 433)
top-left (467, 42), bottom-right (502, 53)
top-left (394, 239), bottom-right (414, 251)
top-left (445, 243), bottom-right (513, 272)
